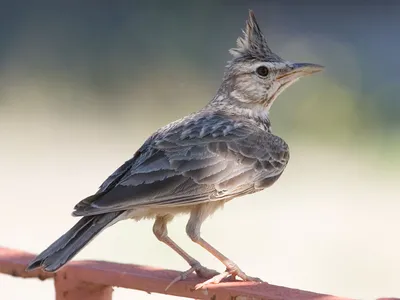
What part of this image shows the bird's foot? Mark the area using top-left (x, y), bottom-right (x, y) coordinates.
top-left (195, 263), bottom-right (263, 290)
top-left (165, 262), bottom-right (219, 291)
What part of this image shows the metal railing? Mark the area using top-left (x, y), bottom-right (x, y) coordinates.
top-left (0, 246), bottom-right (396, 300)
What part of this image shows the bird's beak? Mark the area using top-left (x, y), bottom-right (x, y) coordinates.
top-left (276, 63), bottom-right (324, 83)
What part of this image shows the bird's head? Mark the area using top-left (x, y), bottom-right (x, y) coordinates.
top-left (214, 11), bottom-right (323, 113)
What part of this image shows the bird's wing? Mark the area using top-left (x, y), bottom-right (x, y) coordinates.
top-left (73, 113), bottom-right (289, 216)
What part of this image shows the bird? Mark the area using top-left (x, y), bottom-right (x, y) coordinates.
top-left (26, 10), bottom-right (323, 289)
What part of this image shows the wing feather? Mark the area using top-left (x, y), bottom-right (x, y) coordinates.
top-left (73, 113), bottom-right (289, 216)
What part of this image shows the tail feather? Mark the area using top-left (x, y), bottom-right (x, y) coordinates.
top-left (26, 211), bottom-right (123, 272)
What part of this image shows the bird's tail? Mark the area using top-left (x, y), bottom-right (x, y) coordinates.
top-left (26, 211), bottom-right (123, 272)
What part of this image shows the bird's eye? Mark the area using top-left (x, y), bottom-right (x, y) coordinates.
top-left (256, 66), bottom-right (269, 77)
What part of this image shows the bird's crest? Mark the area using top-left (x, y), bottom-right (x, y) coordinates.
top-left (229, 10), bottom-right (281, 62)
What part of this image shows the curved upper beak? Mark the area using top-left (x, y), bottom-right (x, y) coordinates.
top-left (276, 63), bottom-right (324, 82)
top-left (292, 63), bottom-right (324, 75)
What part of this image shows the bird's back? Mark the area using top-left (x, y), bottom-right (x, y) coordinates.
top-left (73, 109), bottom-right (289, 217)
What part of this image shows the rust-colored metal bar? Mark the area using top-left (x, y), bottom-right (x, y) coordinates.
top-left (54, 270), bottom-right (113, 300)
top-left (0, 246), bottom-right (54, 281)
top-left (0, 246), bottom-right (396, 300)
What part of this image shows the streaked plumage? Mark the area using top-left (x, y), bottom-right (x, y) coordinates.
top-left (26, 10), bottom-right (323, 288)
top-left (74, 112), bottom-right (289, 216)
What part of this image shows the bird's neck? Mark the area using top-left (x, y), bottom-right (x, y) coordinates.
top-left (207, 94), bottom-right (272, 132)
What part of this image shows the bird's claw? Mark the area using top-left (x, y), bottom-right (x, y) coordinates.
top-left (195, 264), bottom-right (263, 290)
top-left (165, 262), bottom-right (219, 291)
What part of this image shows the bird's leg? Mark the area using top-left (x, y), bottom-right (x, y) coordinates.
top-left (186, 206), bottom-right (263, 289)
top-left (152, 215), bottom-right (219, 290)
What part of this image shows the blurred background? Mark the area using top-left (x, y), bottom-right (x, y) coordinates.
top-left (1, 1), bottom-right (399, 299)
